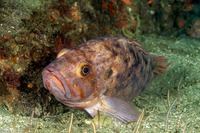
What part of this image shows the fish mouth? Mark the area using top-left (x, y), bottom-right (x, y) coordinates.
top-left (42, 66), bottom-right (72, 99)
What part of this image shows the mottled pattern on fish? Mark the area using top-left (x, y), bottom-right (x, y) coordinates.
top-left (42, 37), bottom-right (167, 124)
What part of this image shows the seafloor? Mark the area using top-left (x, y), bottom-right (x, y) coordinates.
top-left (0, 0), bottom-right (200, 133)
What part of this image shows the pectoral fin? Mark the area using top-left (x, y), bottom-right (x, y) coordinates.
top-left (85, 95), bottom-right (140, 124)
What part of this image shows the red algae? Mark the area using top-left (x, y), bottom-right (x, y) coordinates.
top-left (3, 69), bottom-right (20, 88)
top-left (0, 48), bottom-right (9, 59)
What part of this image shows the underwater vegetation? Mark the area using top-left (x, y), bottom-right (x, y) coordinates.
top-left (3, 69), bottom-right (20, 88)
top-left (187, 19), bottom-right (200, 38)
top-left (0, 0), bottom-right (200, 132)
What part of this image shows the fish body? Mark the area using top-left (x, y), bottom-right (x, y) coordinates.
top-left (42, 37), bottom-right (167, 124)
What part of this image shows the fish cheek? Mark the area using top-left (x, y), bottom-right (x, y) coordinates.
top-left (86, 72), bottom-right (97, 88)
top-left (78, 73), bottom-right (97, 96)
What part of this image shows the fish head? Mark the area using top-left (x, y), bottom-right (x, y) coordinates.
top-left (42, 44), bottom-right (113, 108)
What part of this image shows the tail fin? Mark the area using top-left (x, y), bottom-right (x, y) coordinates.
top-left (152, 55), bottom-right (168, 75)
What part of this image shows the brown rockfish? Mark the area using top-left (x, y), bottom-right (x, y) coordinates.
top-left (42, 37), bottom-right (167, 124)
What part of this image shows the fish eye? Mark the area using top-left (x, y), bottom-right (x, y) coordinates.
top-left (81, 65), bottom-right (90, 76)
top-left (77, 62), bottom-right (90, 77)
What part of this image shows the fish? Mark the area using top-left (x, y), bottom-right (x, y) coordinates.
top-left (42, 37), bottom-right (168, 124)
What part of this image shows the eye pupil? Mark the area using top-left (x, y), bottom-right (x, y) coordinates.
top-left (83, 67), bottom-right (88, 73)
top-left (81, 65), bottom-right (90, 76)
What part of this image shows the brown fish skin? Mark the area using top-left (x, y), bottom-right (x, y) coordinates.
top-left (42, 37), bottom-right (168, 124)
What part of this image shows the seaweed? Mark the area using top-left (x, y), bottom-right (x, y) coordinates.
top-left (3, 69), bottom-right (20, 88)
top-left (0, 47), bottom-right (9, 59)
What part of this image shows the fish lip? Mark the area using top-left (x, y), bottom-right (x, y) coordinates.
top-left (42, 66), bottom-right (71, 98)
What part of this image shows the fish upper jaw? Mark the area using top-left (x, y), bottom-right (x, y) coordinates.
top-left (42, 66), bottom-right (72, 99)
